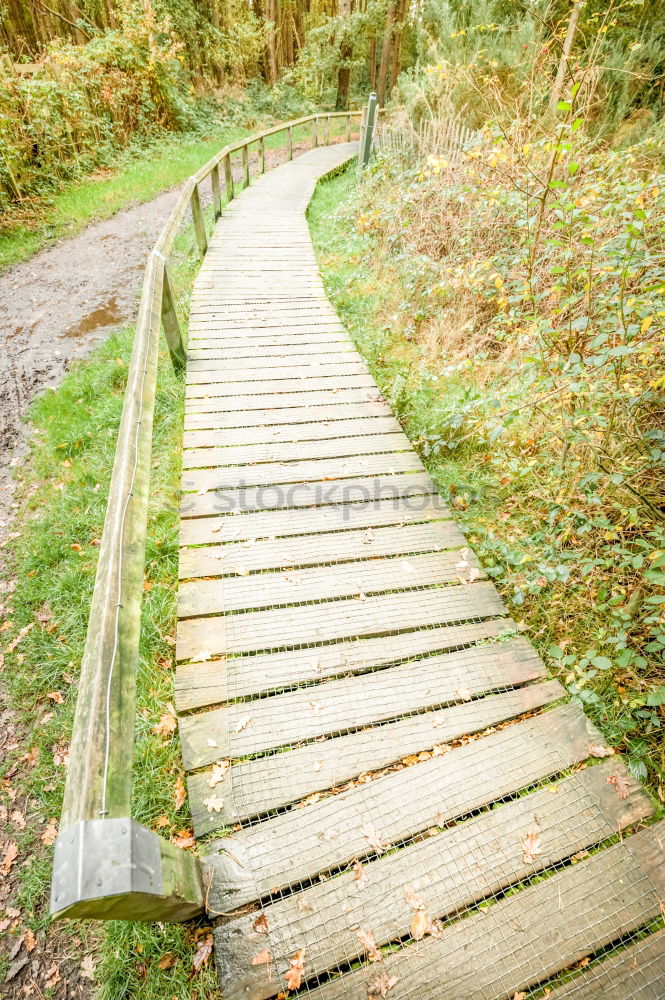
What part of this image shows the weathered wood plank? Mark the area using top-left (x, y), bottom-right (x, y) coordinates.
top-left (180, 472), bottom-right (437, 518)
top-left (187, 342), bottom-right (355, 360)
top-left (547, 928), bottom-right (665, 999)
top-left (186, 374), bottom-right (375, 400)
top-left (185, 388), bottom-right (386, 413)
top-left (176, 580), bottom-right (506, 660)
top-left (181, 431), bottom-right (412, 469)
top-left (180, 635), bottom-right (546, 767)
top-left (181, 452), bottom-right (424, 493)
top-left (179, 520), bottom-right (465, 579)
top-left (183, 415), bottom-right (401, 447)
top-left (178, 550), bottom-right (483, 617)
top-left (184, 401), bottom-right (391, 428)
top-left (188, 679), bottom-right (562, 832)
top-left (213, 762), bottom-right (652, 999)
top-left (186, 361), bottom-right (368, 384)
top-left (302, 821), bottom-right (665, 1000)
top-left (202, 704), bottom-right (601, 910)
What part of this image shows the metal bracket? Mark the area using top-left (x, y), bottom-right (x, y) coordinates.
top-left (51, 818), bottom-right (203, 922)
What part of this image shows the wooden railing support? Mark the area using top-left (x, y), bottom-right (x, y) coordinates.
top-left (190, 182), bottom-right (207, 254)
top-left (211, 163), bottom-right (222, 218)
top-left (346, 114), bottom-right (352, 141)
top-left (50, 107), bottom-right (363, 925)
top-left (324, 116), bottom-right (330, 145)
top-left (360, 92), bottom-right (378, 168)
top-left (156, 254), bottom-right (187, 372)
top-left (312, 116), bottom-right (318, 148)
top-left (224, 153), bottom-right (233, 202)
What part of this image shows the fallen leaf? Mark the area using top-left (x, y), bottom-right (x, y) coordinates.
top-left (174, 777), bottom-right (187, 810)
top-left (368, 971), bottom-right (398, 999)
top-left (403, 886), bottom-right (425, 910)
top-left (24, 929), bottom-right (36, 953)
top-left (41, 819), bottom-right (58, 845)
top-left (192, 933), bottom-right (214, 973)
top-left (234, 566), bottom-right (250, 576)
top-left (1, 842), bottom-right (18, 875)
top-left (46, 690), bottom-right (64, 704)
top-left (361, 822), bottom-right (388, 853)
top-left (157, 953), bottom-right (177, 970)
top-left (208, 760), bottom-right (230, 787)
top-left (10, 810), bottom-right (25, 830)
top-left (253, 913), bottom-right (269, 934)
top-left (252, 948), bottom-right (272, 966)
top-left (355, 927), bottom-right (381, 962)
top-left (5, 623), bottom-right (34, 655)
top-left (234, 715), bottom-right (251, 733)
top-left (353, 860), bottom-right (368, 889)
top-left (284, 949), bottom-right (305, 991)
top-left (455, 688), bottom-right (473, 702)
top-left (193, 650), bottom-right (213, 662)
top-left (155, 815), bottom-right (170, 829)
top-left (520, 829), bottom-right (542, 864)
top-left (44, 964), bottom-right (61, 989)
top-left (607, 772), bottom-right (630, 800)
top-left (171, 830), bottom-right (196, 849)
top-left (410, 909), bottom-right (428, 941)
top-left (204, 794), bottom-right (224, 813)
top-left (153, 710), bottom-right (177, 739)
top-left (588, 744), bottom-right (614, 758)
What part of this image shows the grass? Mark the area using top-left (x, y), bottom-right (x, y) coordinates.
top-left (308, 166), bottom-right (665, 800)
top-left (0, 211), bottom-right (221, 996)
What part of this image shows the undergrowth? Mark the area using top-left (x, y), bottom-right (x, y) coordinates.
top-left (309, 158), bottom-right (665, 799)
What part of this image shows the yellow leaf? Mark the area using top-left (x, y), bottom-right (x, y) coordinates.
top-left (641, 315), bottom-right (654, 333)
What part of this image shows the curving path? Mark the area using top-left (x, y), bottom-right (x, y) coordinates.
top-left (174, 143), bottom-right (665, 999)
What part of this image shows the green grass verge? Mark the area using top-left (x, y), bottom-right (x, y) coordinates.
top-left (0, 213), bottom-right (221, 996)
top-left (308, 166), bottom-right (665, 799)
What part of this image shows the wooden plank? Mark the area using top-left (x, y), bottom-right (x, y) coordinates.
top-left (179, 635), bottom-right (546, 767)
top-left (184, 401), bottom-right (392, 428)
top-left (213, 762), bottom-right (652, 999)
top-left (546, 929), bottom-right (665, 999)
top-left (181, 472), bottom-right (437, 518)
top-left (187, 342), bottom-right (354, 359)
top-left (302, 821), bottom-right (665, 1000)
top-left (185, 388), bottom-right (386, 414)
top-left (186, 373), bottom-right (375, 399)
top-left (181, 452), bottom-right (425, 493)
top-left (183, 415), bottom-right (402, 447)
top-left (202, 704), bottom-right (602, 910)
top-left (181, 431), bottom-right (411, 469)
top-left (175, 618), bottom-right (515, 711)
top-left (189, 679), bottom-right (562, 832)
top-left (186, 356), bottom-right (363, 378)
top-left (176, 581), bottom-right (507, 659)
top-left (178, 550), bottom-right (483, 617)
top-left (179, 494), bottom-right (451, 545)
top-left (179, 521), bottom-right (465, 579)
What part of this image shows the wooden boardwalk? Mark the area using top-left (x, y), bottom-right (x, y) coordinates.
top-left (175, 144), bottom-right (665, 999)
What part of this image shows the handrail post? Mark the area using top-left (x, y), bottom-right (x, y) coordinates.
top-left (190, 181), bottom-right (207, 255)
top-left (287, 125), bottom-right (293, 161)
top-left (258, 135), bottom-right (265, 174)
top-left (242, 144), bottom-right (250, 187)
top-left (155, 252), bottom-right (186, 371)
top-left (211, 163), bottom-right (222, 219)
top-left (345, 113), bottom-right (351, 141)
top-left (359, 92), bottom-right (378, 168)
top-left (312, 116), bottom-right (318, 148)
top-left (324, 115), bottom-right (330, 145)
top-left (224, 153), bottom-right (233, 202)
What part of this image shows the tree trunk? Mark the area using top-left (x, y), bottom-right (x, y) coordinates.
top-left (369, 34), bottom-right (376, 89)
top-left (266, 0), bottom-right (278, 85)
top-left (376, 0), bottom-right (397, 106)
top-left (335, 0), bottom-right (353, 110)
top-left (549, 0), bottom-right (584, 114)
top-left (389, 0), bottom-right (407, 93)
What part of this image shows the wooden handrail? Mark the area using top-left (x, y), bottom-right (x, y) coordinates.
top-left (50, 109), bottom-right (362, 923)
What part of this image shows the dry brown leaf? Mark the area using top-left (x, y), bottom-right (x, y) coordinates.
top-left (512, 993), bottom-right (527, 1000)
top-left (455, 688), bottom-right (473, 702)
top-left (1, 842), bottom-right (18, 875)
top-left (44, 965), bottom-right (61, 989)
top-left (607, 772), bottom-right (630, 800)
top-left (25, 929), bottom-right (36, 953)
top-left (41, 819), bottom-right (58, 846)
top-left (5, 623), bottom-right (34, 655)
top-left (234, 715), bottom-right (251, 733)
top-left (403, 885), bottom-right (425, 911)
top-left (284, 949), bottom-right (306, 991)
top-left (204, 794), bottom-right (224, 813)
top-left (155, 814), bottom-right (170, 829)
top-left (10, 810), bottom-right (26, 830)
top-left (152, 712), bottom-right (177, 739)
top-left (208, 760), bottom-right (231, 787)
top-left (252, 947), bottom-right (272, 966)
top-left (193, 650), bottom-right (213, 662)
top-left (588, 744), bottom-right (614, 758)
top-left (352, 860), bottom-right (368, 889)
top-left (192, 933), bottom-right (214, 973)
top-left (157, 953), bottom-right (177, 970)
top-left (360, 822), bottom-right (388, 853)
top-left (174, 776), bottom-right (187, 810)
top-left (355, 927), bottom-right (381, 962)
top-left (410, 909), bottom-right (428, 941)
top-left (171, 830), bottom-right (196, 849)
top-left (46, 690), bottom-right (64, 704)
top-left (253, 913), bottom-right (269, 934)
top-left (520, 829), bottom-right (542, 864)
top-left (367, 971), bottom-right (398, 999)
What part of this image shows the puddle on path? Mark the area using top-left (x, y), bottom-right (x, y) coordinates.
top-left (63, 297), bottom-right (123, 339)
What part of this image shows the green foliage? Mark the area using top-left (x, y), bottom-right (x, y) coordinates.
top-left (309, 150), bottom-right (665, 797)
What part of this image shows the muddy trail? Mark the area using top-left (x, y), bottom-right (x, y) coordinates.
top-left (0, 141), bottom-right (318, 546)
